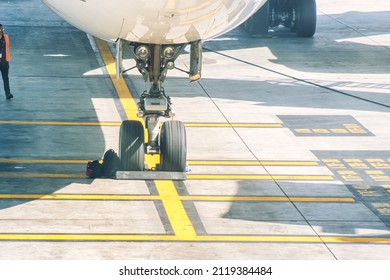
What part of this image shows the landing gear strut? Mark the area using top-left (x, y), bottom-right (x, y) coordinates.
top-left (118, 41), bottom-right (202, 173)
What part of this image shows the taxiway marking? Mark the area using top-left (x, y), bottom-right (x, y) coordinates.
top-left (0, 159), bottom-right (87, 164)
top-left (184, 123), bottom-right (282, 128)
top-left (0, 158), bottom-right (319, 166)
top-left (180, 196), bottom-right (354, 202)
top-left (0, 172), bottom-right (334, 181)
top-left (0, 173), bottom-right (86, 178)
top-left (187, 174), bottom-right (334, 181)
top-left (188, 160), bottom-right (319, 166)
top-left (0, 233), bottom-right (388, 243)
top-left (0, 120), bottom-right (283, 128)
top-left (0, 120), bottom-right (120, 126)
top-left (155, 181), bottom-right (197, 238)
top-left (0, 194), bottom-right (355, 203)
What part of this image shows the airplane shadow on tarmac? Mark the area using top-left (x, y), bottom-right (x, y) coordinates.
top-left (222, 181), bottom-right (390, 235)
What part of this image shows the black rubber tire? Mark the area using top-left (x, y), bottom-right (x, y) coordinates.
top-left (119, 120), bottom-right (145, 171)
top-left (244, 1), bottom-right (270, 36)
top-left (160, 121), bottom-right (187, 172)
top-left (295, 0), bottom-right (317, 37)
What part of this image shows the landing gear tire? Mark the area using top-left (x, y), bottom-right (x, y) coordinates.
top-left (160, 120), bottom-right (187, 172)
top-left (119, 120), bottom-right (145, 171)
top-left (244, 0), bottom-right (270, 36)
top-left (295, 0), bottom-right (316, 37)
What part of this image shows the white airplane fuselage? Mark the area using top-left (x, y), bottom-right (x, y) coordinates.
top-left (43, 0), bottom-right (267, 44)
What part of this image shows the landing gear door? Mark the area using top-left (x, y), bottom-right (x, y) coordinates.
top-left (189, 40), bottom-right (202, 82)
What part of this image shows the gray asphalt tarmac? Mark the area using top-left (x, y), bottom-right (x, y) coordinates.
top-left (0, 0), bottom-right (389, 260)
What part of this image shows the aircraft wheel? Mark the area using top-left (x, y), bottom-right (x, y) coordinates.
top-left (119, 120), bottom-right (145, 171)
top-left (295, 0), bottom-right (317, 37)
top-left (244, 0), bottom-right (269, 36)
top-left (160, 120), bottom-right (187, 172)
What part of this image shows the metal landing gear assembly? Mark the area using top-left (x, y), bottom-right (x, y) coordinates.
top-left (114, 41), bottom-right (202, 180)
top-left (244, 0), bottom-right (317, 38)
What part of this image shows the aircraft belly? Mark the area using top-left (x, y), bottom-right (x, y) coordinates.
top-left (43, 0), bottom-right (266, 44)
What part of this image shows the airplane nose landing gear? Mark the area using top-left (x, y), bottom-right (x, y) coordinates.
top-left (117, 41), bottom-right (201, 176)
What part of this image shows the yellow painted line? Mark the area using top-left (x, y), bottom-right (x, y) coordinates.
top-left (187, 174), bottom-right (334, 181)
top-left (196, 235), bottom-right (390, 243)
top-left (95, 38), bottom-right (139, 121)
top-left (0, 234), bottom-right (177, 242)
top-left (0, 194), bottom-right (355, 203)
top-left (0, 120), bottom-right (283, 128)
top-left (0, 233), bottom-right (388, 243)
top-left (0, 194), bottom-right (159, 201)
top-left (0, 120), bottom-right (120, 126)
top-left (188, 174), bottom-right (270, 180)
top-left (0, 159), bottom-right (87, 164)
top-left (0, 172), bottom-right (335, 181)
top-left (0, 173), bottom-right (86, 179)
top-left (181, 196), bottom-right (355, 203)
top-left (155, 180), bottom-right (197, 239)
top-left (184, 123), bottom-right (283, 128)
top-left (0, 158), bottom-right (318, 167)
top-left (195, 235), bottom-right (390, 243)
top-left (0, 173), bottom-right (335, 181)
top-left (188, 160), bottom-right (319, 166)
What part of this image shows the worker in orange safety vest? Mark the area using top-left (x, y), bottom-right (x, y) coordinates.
top-left (0, 23), bottom-right (12, 100)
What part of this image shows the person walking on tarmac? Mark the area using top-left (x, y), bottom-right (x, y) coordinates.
top-left (0, 24), bottom-right (12, 100)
